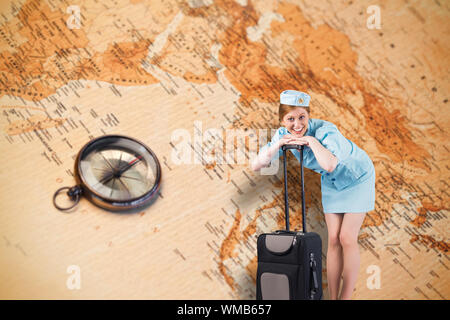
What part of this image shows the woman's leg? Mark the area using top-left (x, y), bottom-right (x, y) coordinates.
top-left (324, 213), bottom-right (345, 300)
top-left (338, 212), bottom-right (366, 300)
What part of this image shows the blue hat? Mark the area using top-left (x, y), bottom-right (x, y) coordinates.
top-left (280, 90), bottom-right (310, 107)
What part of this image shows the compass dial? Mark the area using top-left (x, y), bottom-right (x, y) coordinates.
top-left (81, 148), bottom-right (153, 200)
top-left (76, 135), bottom-right (161, 210)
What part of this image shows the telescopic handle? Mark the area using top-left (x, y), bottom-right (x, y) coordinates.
top-left (281, 144), bottom-right (306, 233)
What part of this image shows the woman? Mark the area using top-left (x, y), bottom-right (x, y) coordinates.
top-left (251, 90), bottom-right (376, 300)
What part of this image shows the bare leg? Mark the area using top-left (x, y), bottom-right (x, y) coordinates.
top-left (324, 213), bottom-right (344, 300)
top-left (338, 212), bottom-right (366, 300)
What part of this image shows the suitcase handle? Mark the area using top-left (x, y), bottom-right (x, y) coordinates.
top-left (281, 144), bottom-right (306, 233)
top-left (274, 230), bottom-right (297, 234)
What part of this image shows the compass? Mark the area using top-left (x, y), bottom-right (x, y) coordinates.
top-left (53, 135), bottom-right (161, 211)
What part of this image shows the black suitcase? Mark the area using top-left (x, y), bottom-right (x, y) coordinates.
top-left (256, 145), bottom-right (322, 300)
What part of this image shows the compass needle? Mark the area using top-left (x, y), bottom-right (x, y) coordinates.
top-left (118, 152), bottom-right (123, 170)
top-left (100, 152), bottom-right (115, 171)
top-left (110, 178), bottom-right (116, 197)
top-left (118, 177), bottom-right (133, 198)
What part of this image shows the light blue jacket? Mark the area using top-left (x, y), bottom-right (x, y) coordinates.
top-left (262, 118), bottom-right (375, 191)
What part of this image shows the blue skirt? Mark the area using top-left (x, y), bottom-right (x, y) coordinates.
top-left (321, 167), bottom-right (376, 214)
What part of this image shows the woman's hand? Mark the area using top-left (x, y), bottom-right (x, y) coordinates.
top-left (274, 134), bottom-right (337, 173)
top-left (278, 134), bottom-right (316, 147)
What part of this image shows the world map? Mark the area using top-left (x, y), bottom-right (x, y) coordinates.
top-left (0, 0), bottom-right (448, 299)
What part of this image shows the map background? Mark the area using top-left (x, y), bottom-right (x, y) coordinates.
top-left (0, 0), bottom-right (448, 299)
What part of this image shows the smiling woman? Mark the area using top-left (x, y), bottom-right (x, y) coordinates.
top-left (251, 89), bottom-right (376, 300)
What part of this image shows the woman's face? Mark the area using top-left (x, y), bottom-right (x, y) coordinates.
top-left (281, 107), bottom-right (309, 137)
